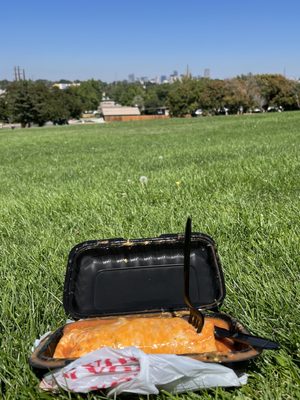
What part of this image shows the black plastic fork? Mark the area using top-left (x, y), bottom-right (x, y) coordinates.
top-left (184, 217), bottom-right (205, 333)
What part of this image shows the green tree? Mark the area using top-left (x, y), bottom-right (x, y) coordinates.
top-left (106, 81), bottom-right (145, 106)
top-left (143, 83), bottom-right (170, 114)
top-left (6, 80), bottom-right (54, 127)
top-left (0, 80), bottom-right (11, 90)
top-left (30, 81), bottom-right (52, 126)
top-left (197, 79), bottom-right (226, 114)
top-left (0, 95), bottom-right (9, 123)
top-left (167, 78), bottom-right (198, 117)
top-left (64, 88), bottom-right (85, 118)
top-left (57, 79), bottom-right (72, 84)
top-left (74, 79), bottom-right (104, 111)
top-left (6, 81), bottom-right (35, 127)
top-left (223, 78), bottom-right (253, 114)
top-left (48, 88), bottom-right (70, 124)
top-left (155, 83), bottom-right (171, 104)
top-left (254, 74), bottom-right (300, 110)
top-left (241, 74), bottom-right (266, 110)
top-left (144, 91), bottom-right (161, 114)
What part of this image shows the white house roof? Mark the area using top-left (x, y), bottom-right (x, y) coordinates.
top-left (101, 106), bottom-right (140, 116)
top-left (100, 100), bottom-right (118, 108)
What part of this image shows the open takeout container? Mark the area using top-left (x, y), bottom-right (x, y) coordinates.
top-left (30, 231), bottom-right (262, 374)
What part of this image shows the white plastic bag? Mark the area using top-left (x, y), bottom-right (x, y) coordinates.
top-left (41, 346), bottom-right (247, 396)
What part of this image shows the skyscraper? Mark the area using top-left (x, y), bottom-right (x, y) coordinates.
top-left (128, 73), bottom-right (135, 83)
top-left (204, 68), bottom-right (210, 78)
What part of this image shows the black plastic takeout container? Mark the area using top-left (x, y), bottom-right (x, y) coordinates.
top-left (30, 231), bottom-right (262, 374)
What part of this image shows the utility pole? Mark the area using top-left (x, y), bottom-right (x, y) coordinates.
top-left (14, 66), bottom-right (26, 81)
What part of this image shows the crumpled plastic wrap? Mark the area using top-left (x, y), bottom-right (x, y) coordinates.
top-left (40, 346), bottom-right (247, 396)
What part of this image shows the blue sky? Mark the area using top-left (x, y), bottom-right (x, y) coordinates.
top-left (1, 0), bottom-right (300, 82)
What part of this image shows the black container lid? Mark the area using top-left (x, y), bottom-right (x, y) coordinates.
top-left (63, 233), bottom-right (226, 320)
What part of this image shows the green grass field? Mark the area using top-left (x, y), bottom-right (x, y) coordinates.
top-left (0, 112), bottom-right (299, 399)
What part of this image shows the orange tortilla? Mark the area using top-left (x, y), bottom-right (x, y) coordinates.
top-left (54, 316), bottom-right (233, 358)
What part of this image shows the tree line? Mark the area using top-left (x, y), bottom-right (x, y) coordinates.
top-left (0, 79), bottom-right (104, 127)
top-left (0, 74), bottom-right (299, 127)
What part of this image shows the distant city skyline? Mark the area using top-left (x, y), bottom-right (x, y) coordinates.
top-left (1, 0), bottom-right (300, 82)
top-left (2, 65), bottom-right (298, 85)
top-left (2, 64), bottom-right (298, 84)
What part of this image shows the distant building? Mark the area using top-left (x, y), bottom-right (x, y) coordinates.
top-left (140, 76), bottom-right (149, 84)
top-left (185, 65), bottom-right (192, 78)
top-left (156, 107), bottom-right (169, 116)
top-left (149, 77), bottom-right (159, 84)
top-left (99, 100), bottom-right (140, 121)
top-left (169, 71), bottom-right (180, 83)
top-left (204, 68), bottom-right (210, 78)
top-left (128, 73), bottom-right (135, 83)
top-left (52, 82), bottom-right (81, 90)
top-left (100, 100), bottom-right (116, 108)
